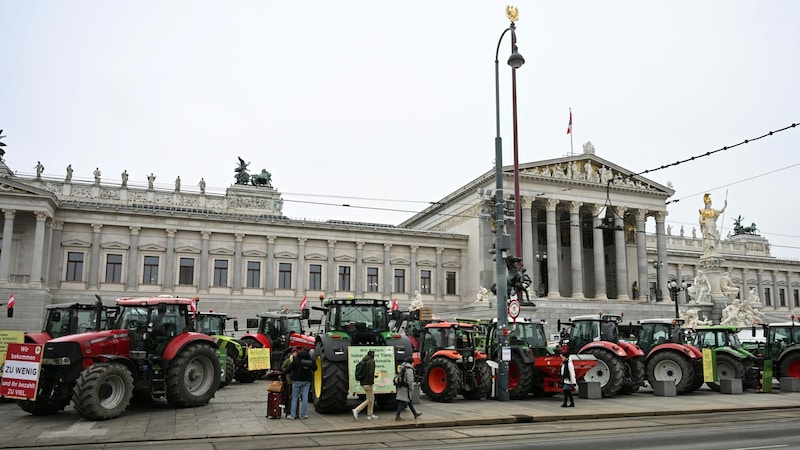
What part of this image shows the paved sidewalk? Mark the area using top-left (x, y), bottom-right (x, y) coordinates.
top-left (1, 382), bottom-right (800, 449)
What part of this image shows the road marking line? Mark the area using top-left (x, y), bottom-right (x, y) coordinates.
top-left (39, 418), bottom-right (108, 439)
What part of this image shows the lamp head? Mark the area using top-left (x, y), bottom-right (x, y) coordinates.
top-left (508, 51), bottom-right (525, 69)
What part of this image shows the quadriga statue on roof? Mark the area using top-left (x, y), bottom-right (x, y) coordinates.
top-left (250, 169), bottom-right (272, 187)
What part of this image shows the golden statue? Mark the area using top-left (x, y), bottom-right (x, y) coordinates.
top-left (698, 192), bottom-right (727, 256)
top-left (505, 5), bottom-right (519, 23)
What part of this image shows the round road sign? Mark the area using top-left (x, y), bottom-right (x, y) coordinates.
top-left (507, 298), bottom-right (520, 319)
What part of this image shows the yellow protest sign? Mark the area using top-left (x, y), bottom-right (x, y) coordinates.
top-left (0, 331), bottom-right (25, 367)
top-left (247, 347), bottom-right (271, 371)
top-left (702, 348), bottom-right (716, 382)
top-left (348, 346), bottom-right (397, 394)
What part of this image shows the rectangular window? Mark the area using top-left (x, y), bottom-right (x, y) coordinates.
top-left (246, 261), bottom-right (261, 288)
top-left (105, 254), bottom-right (122, 283)
top-left (213, 259), bottom-right (229, 287)
top-left (279, 263), bottom-right (292, 289)
top-left (446, 271), bottom-right (457, 295)
top-left (142, 256), bottom-right (159, 284)
top-left (367, 267), bottom-right (379, 292)
top-left (338, 266), bottom-right (351, 291)
top-left (765, 287), bottom-right (772, 306)
top-left (66, 252), bottom-right (84, 282)
top-left (178, 258), bottom-right (195, 285)
top-left (309, 264), bottom-right (322, 290)
top-left (420, 270), bottom-right (431, 294)
top-left (394, 268), bottom-right (405, 293)
top-left (780, 288), bottom-right (786, 307)
top-left (794, 289), bottom-right (799, 308)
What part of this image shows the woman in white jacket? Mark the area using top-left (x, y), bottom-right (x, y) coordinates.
top-left (560, 353), bottom-right (576, 407)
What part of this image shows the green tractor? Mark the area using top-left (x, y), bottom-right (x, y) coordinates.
top-left (194, 312), bottom-right (260, 386)
top-left (312, 298), bottom-right (413, 413)
top-left (744, 319), bottom-right (800, 391)
top-left (691, 325), bottom-right (760, 391)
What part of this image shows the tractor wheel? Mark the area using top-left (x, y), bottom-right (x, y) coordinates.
top-left (509, 356), bottom-right (534, 399)
top-left (233, 366), bottom-right (259, 384)
top-left (707, 353), bottom-right (746, 392)
top-left (71, 362), bottom-right (134, 421)
top-left (583, 348), bottom-right (624, 398)
top-left (18, 391), bottom-right (72, 416)
top-left (165, 342), bottom-right (220, 408)
top-left (219, 356), bottom-right (235, 388)
top-left (646, 351), bottom-right (695, 394)
top-left (621, 356), bottom-right (646, 394)
top-left (462, 360), bottom-right (493, 400)
top-left (312, 342), bottom-right (348, 413)
top-left (422, 357), bottom-right (461, 402)
top-left (779, 352), bottom-right (800, 378)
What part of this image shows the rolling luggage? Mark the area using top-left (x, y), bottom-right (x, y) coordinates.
top-left (267, 391), bottom-right (282, 419)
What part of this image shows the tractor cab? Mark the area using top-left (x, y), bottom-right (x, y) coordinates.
top-left (115, 300), bottom-right (190, 355)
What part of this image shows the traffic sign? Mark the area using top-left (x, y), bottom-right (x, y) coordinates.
top-left (507, 298), bottom-right (520, 320)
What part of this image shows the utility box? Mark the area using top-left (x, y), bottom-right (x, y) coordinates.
top-left (411, 382), bottom-right (421, 404)
top-left (779, 377), bottom-right (800, 392)
top-left (578, 381), bottom-right (601, 399)
top-left (652, 380), bottom-right (677, 397)
top-left (720, 378), bottom-right (743, 394)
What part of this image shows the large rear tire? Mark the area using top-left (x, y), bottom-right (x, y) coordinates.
top-left (707, 353), bottom-right (745, 392)
top-left (71, 362), bottom-right (134, 421)
top-left (508, 356), bottom-right (534, 399)
top-left (647, 351), bottom-right (696, 394)
top-left (422, 357), bottom-right (461, 402)
top-left (166, 342), bottom-right (220, 408)
top-left (462, 360), bottom-right (492, 400)
top-left (779, 352), bottom-right (800, 378)
top-left (583, 348), bottom-right (624, 398)
top-left (312, 342), bottom-right (348, 413)
top-left (621, 356), bottom-right (645, 394)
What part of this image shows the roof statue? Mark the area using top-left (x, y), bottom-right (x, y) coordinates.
top-left (234, 157), bottom-right (251, 185)
top-left (732, 215), bottom-right (758, 236)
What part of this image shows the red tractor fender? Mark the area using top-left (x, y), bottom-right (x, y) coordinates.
top-left (24, 332), bottom-right (51, 344)
top-left (162, 332), bottom-right (217, 361)
top-left (430, 349), bottom-right (463, 360)
top-left (240, 332), bottom-right (272, 349)
top-left (647, 343), bottom-right (703, 360)
top-left (617, 341), bottom-right (645, 358)
top-left (579, 341), bottom-right (628, 358)
top-left (288, 332), bottom-right (315, 350)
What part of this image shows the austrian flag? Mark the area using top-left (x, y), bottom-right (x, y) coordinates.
top-left (190, 297), bottom-right (197, 317)
top-left (300, 296), bottom-right (308, 310)
top-left (6, 294), bottom-right (14, 309)
top-left (566, 109), bottom-right (573, 134)
top-left (391, 298), bottom-right (399, 311)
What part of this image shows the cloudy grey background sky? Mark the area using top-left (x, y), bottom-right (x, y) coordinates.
top-left (2, 1), bottom-right (799, 258)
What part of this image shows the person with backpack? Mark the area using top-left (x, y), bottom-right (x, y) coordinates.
top-left (560, 352), bottom-right (576, 407)
top-left (280, 347), bottom-right (298, 418)
top-left (395, 357), bottom-right (422, 421)
top-left (283, 349), bottom-right (316, 419)
top-left (352, 350), bottom-right (378, 421)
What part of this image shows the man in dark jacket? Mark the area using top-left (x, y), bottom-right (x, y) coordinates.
top-left (352, 350), bottom-right (378, 421)
top-left (284, 349), bottom-right (316, 419)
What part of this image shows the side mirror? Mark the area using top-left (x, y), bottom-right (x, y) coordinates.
top-left (51, 311), bottom-right (62, 322)
top-left (301, 309), bottom-right (310, 320)
top-left (233, 318), bottom-right (239, 332)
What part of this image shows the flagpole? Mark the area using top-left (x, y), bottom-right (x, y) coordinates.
top-left (568, 107), bottom-right (574, 155)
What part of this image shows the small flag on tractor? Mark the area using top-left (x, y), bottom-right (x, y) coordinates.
top-left (6, 293), bottom-right (14, 317)
top-left (300, 296), bottom-right (308, 310)
top-left (391, 298), bottom-right (399, 311)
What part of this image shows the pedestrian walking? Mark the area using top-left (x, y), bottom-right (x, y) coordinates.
top-left (352, 350), bottom-right (378, 421)
top-left (283, 349), bottom-right (315, 419)
top-left (560, 353), bottom-right (576, 407)
top-left (395, 357), bottom-right (422, 421)
top-left (280, 347), bottom-right (298, 417)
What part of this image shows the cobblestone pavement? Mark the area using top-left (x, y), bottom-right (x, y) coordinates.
top-left (1, 381), bottom-right (800, 449)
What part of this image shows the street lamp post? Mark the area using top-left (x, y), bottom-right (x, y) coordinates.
top-left (653, 260), bottom-right (663, 302)
top-left (667, 278), bottom-right (687, 319)
top-left (493, 7), bottom-right (525, 402)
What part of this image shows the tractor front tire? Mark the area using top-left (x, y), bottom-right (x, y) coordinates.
top-left (707, 353), bottom-right (746, 392)
top-left (166, 342), bottom-right (220, 408)
top-left (779, 352), bottom-right (800, 379)
top-left (509, 356), bottom-right (534, 399)
top-left (422, 357), bottom-right (461, 402)
top-left (312, 342), bottom-right (348, 413)
top-left (18, 389), bottom-right (72, 416)
top-left (583, 348), bottom-right (624, 398)
top-left (462, 360), bottom-right (493, 400)
top-left (220, 356), bottom-right (235, 388)
top-left (72, 362), bottom-right (134, 421)
top-left (647, 351), bottom-right (696, 394)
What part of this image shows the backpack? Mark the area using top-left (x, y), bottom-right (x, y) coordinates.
top-left (355, 359), bottom-right (367, 382)
top-left (394, 366), bottom-right (409, 388)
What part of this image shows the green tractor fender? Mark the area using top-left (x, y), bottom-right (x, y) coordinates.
top-left (213, 335), bottom-right (245, 359)
top-left (315, 332), bottom-right (352, 362)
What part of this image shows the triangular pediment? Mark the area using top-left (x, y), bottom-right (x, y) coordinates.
top-left (101, 241), bottom-right (130, 250)
top-left (305, 253), bottom-right (327, 261)
top-left (442, 261), bottom-right (461, 268)
top-left (418, 259), bottom-right (435, 267)
top-left (275, 251), bottom-right (297, 259)
top-left (61, 239), bottom-right (91, 248)
top-left (175, 245), bottom-right (201, 254)
top-left (209, 247), bottom-right (234, 256)
top-left (139, 243), bottom-right (166, 252)
top-left (243, 249), bottom-right (266, 257)
top-left (363, 256), bottom-right (383, 264)
top-left (390, 258), bottom-right (410, 266)
top-left (0, 178), bottom-right (58, 197)
top-left (334, 255), bottom-right (356, 262)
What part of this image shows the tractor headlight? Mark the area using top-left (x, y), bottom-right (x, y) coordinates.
top-left (42, 356), bottom-right (71, 366)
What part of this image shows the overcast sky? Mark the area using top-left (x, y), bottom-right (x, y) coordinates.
top-left (2, 1), bottom-right (799, 258)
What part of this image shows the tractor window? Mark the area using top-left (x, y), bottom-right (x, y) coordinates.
top-left (117, 306), bottom-right (149, 331)
top-left (599, 321), bottom-right (619, 342)
top-left (570, 321), bottom-right (597, 352)
top-left (44, 308), bottom-right (71, 338)
top-left (285, 317), bottom-right (303, 334)
top-left (76, 309), bottom-right (105, 333)
top-left (695, 331), bottom-right (717, 348)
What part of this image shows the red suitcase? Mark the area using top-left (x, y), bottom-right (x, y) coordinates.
top-left (267, 391), bottom-right (282, 419)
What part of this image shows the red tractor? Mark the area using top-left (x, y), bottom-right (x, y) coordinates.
top-left (25, 296), bottom-right (116, 344)
top-left (17, 296), bottom-right (221, 421)
top-left (241, 310), bottom-right (315, 370)
top-left (557, 313), bottom-right (645, 397)
top-left (636, 318), bottom-right (704, 394)
top-left (414, 322), bottom-right (493, 402)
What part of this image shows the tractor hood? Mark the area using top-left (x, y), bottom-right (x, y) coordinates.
top-left (49, 329), bottom-right (131, 359)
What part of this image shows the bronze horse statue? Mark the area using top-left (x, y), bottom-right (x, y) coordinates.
top-left (250, 169), bottom-right (272, 187)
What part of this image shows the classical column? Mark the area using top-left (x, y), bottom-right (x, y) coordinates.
top-left (266, 236), bottom-right (276, 293)
top-left (772, 270), bottom-right (779, 307)
top-left (126, 226), bottom-right (140, 291)
top-left (545, 198), bottom-right (560, 299)
top-left (410, 246), bottom-right (418, 294)
top-left (163, 229), bottom-right (176, 290)
top-left (634, 209), bottom-right (649, 301)
top-left (0, 209), bottom-right (16, 282)
top-left (435, 247), bottom-right (444, 300)
top-left (741, 268), bottom-right (749, 300)
top-left (355, 242), bottom-right (364, 297)
top-left (521, 197), bottom-right (535, 273)
top-left (614, 206), bottom-right (630, 300)
top-left (296, 238), bottom-right (307, 296)
top-left (326, 240), bottom-right (336, 297)
top-left (655, 211), bottom-right (668, 302)
top-left (199, 231), bottom-right (210, 292)
top-left (47, 221), bottom-right (64, 287)
top-left (569, 201), bottom-right (584, 299)
top-left (757, 269), bottom-right (765, 307)
top-left (591, 204), bottom-right (607, 300)
top-left (31, 212), bottom-right (49, 285)
top-left (87, 223), bottom-right (103, 289)
top-left (233, 233), bottom-right (244, 293)
top-left (530, 207), bottom-right (540, 293)
top-left (383, 243), bottom-right (392, 297)
top-left (676, 263), bottom-right (685, 304)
